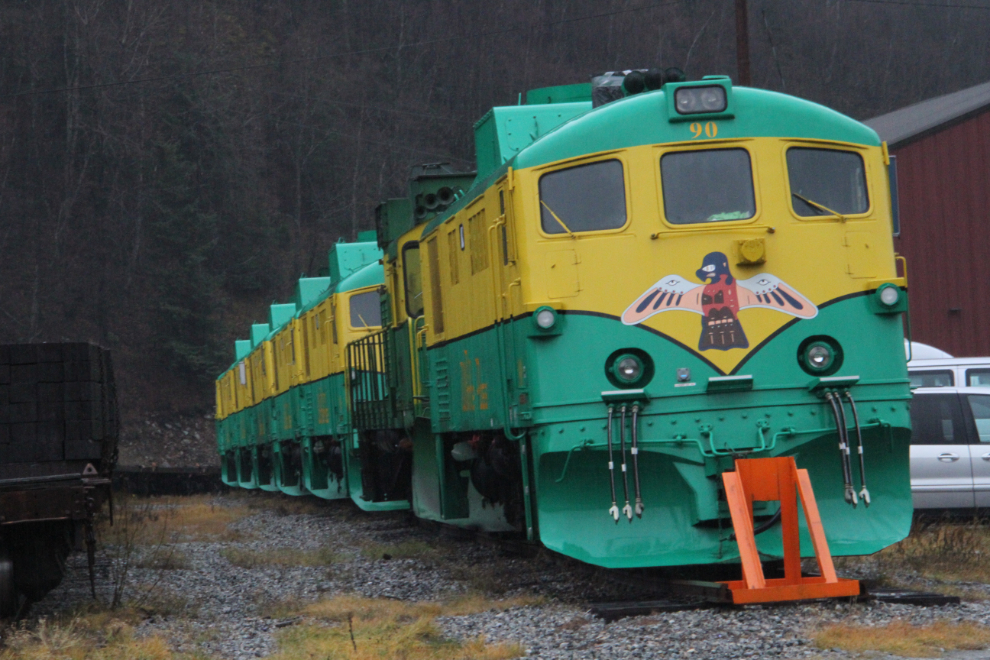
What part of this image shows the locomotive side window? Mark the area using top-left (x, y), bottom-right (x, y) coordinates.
top-left (403, 241), bottom-right (424, 318)
top-left (787, 148), bottom-right (868, 217)
top-left (660, 148), bottom-right (755, 224)
top-left (538, 159), bottom-right (626, 234)
top-left (349, 291), bottom-right (381, 328)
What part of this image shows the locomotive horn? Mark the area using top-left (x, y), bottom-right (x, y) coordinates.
top-left (414, 205), bottom-right (429, 220)
top-left (622, 71), bottom-right (646, 95)
top-left (644, 68), bottom-right (664, 91)
top-left (437, 187), bottom-right (455, 206)
top-left (423, 193), bottom-right (440, 210)
top-left (664, 67), bottom-right (686, 83)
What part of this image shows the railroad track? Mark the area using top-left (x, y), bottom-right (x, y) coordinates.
top-left (416, 514), bottom-right (960, 620)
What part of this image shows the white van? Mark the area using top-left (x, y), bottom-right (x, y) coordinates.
top-left (906, 341), bottom-right (990, 389)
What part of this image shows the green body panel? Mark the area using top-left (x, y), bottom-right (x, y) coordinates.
top-left (525, 83), bottom-right (592, 105)
top-left (268, 304), bottom-right (297, 333)
top-left (329, 241), bottom-right (382, 287)
top-left (235, 340), bottom-right (251, 360)
top-left (251, 323), bottom-right (270, 347)
top-left (473, 102), bottom-right (590, 183)
top-left (408, 421), bottom-right (515, 530)
top-left (294, 277), bottom-right (332, 310)
top-left (412, 296), bottom-right (911, 566)
top-left (301, 436), bottom-right (348, 500)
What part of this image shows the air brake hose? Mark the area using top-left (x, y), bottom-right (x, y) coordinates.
top-left (606, 406), bottom-right (619, 522)
top-left (729, 508), bottom-right (782, 541)
top-left (844, 391), bottom-right (871, 506)
top-left (618, 405), bottom-right (633, 521)
top-left (826, 391), bottom-right (857, 507)
top-left (631, 404), bottom-right (644, 518)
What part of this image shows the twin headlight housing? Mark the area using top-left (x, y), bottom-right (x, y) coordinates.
top-left (674, 85), bottom-right (727, 114)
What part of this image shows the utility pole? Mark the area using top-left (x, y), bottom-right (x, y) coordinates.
top-left (735, 0), bottom-right (752, 86)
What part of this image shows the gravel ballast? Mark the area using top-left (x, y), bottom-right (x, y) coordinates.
top-left (30, 494), bottom-right (990, 659)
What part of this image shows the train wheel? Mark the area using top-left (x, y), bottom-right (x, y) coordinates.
top-left (0, 547), bottom-right (16, 618)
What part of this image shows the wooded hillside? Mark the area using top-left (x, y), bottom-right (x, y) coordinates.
top-left (0, 0), bottom-right (987, 420)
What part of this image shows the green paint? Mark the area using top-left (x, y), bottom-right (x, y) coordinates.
top-left (525, 83), bottom-right (592, 106)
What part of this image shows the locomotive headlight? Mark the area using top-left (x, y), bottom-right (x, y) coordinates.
top-left (797, 336), bottom-right (843, 377)
top-left (535, 307), bottom-right (557, 330)
top-left (674, 86), bottom-right (727, 115)
top-left (605, 349), bottom-right (654, 388)
top-left (806, 344), bottom-right (833, 371)
top-left (615, 355), bottom-right (643, 383)
top-left (878, 284), bottom-right (900, 307)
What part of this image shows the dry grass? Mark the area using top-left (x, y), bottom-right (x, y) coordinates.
top-left (244, 494), bottom-right (329, 516)
top-left (221, 546), bottom-right (340, 568)
top-left (359, 539), bottom-right (440, 562)
top-left (101, 494), bottom-right (253, 545)
top-left (813, 620), bottom-right (990, 657)
top-left (167, 496), bottom-right (252, 542)
top-left (266, 594), bottom-right (535, 660)
top-left (0, 609), bottom-right (197, 660)
top-left (842, 517), bottom-right (990, 588)
top-left (134, 548), bottom-right (191, 570)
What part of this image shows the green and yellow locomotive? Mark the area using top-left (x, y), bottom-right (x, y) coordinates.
top-left (217, 70), bottom-right (913, 576)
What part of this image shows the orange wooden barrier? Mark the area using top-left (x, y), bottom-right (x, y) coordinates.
top-left (720, 457), bottom-right (860, 604)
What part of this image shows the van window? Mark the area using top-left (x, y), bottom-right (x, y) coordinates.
top-left (909, 370), bottom-right (954, 388)
top-left (661, 149), bottom-right (755, 224)
top-left (968, 395), bottom-right (990, 443)
top-left (910, 393), bottom-right (965, 445)
top-left (539, 160), bottom-right (626, 234)
top-left (967, 369), bottom-right (990, 387)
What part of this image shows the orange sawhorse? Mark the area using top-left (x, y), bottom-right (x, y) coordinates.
top-left (720, 456), bottom-right (860, 604)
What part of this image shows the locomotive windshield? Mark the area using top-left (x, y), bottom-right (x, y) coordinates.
top-left (539, 159), bottom-right (626, 234)
top-left (660, 148), bottom-right (755, 224)
top-left (787, 148), bottom-right (868, 217)
top-left (349, 291), bottom-right (381, 328)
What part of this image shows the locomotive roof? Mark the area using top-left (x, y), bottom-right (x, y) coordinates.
top-left (423, 85), bottom-right (879, 239)
top-left (512, 86), bottom-right (879, 172)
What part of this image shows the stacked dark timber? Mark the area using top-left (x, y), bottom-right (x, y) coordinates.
top-left (0, 343), bottom-right (117, 471)
top-left (0, 343), bottom-right (117, 615)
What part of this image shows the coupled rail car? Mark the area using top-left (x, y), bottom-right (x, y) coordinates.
top-left (217, 68), bottom-right (912, 602)
top-left (0, 343), bottom-right (117, 616)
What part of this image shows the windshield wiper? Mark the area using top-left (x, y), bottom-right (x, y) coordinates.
top-left (540, 200), bottom-right (576, 238)
top-left (792, 193), bottom-right (847, 222)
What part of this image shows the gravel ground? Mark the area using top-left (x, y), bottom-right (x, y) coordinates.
top-left (117, 414), bottom-right (219, 468)
top-left (29, 494), bottom-right (990, 659)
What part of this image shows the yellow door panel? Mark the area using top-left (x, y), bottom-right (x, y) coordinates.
top-left (546, 250), bottom-right (580, 299)
top-left (845, 231), bottom-right (879, 279)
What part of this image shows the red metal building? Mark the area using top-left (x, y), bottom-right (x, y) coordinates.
top-left (866, 82), bottom-right (990, 357)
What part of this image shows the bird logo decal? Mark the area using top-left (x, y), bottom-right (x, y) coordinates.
top-left (621, 252), bottom-right (818, 351)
